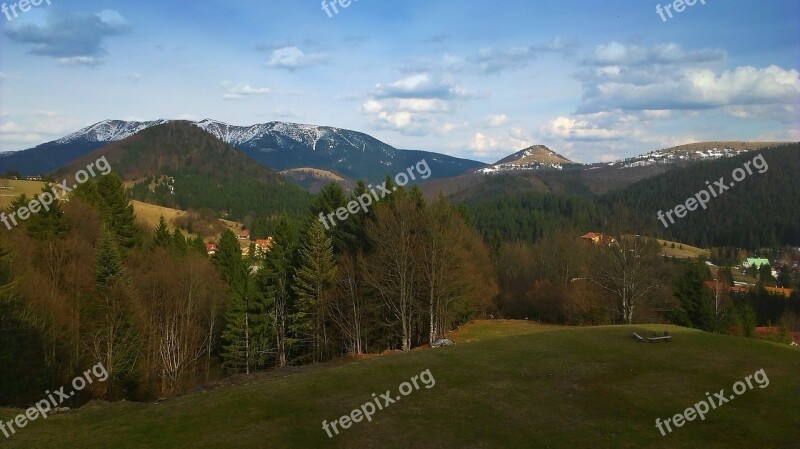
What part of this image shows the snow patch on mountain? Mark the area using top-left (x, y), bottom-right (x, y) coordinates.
top-left (56, 119), bottom-right (168, 144)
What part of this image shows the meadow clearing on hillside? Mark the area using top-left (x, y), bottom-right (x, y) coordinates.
top-left (2, 322), bottom-right (797, 449)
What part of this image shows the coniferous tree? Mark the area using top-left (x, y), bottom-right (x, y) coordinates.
top-left (97, 173), bottom-right (141, 248)
top-left (670, 259), bottom-right (713, 331)
top-left (189, 235), bottom-right (206, 255)
top-left (94, 226), bottom-right (125, 286)
top-left (87, 226), bottom-right (139, 396)
top-left (221, 264), bottom-right (258, 374)
top-left (310, 183), bottom-right (352, 254)
top-left (256, 215), bottom-right (296, 367)
top-left (172, 229), bottom-right (187, 255)
top-left (72, 181), bottom-right (106, 214)
top-left (213, 229), bottom-right (242, 284)
top-left (291, 220), bottom-right (336, 363)
top-left (153, 215), bottom-right (172, 248)
top-left (26, 188), bottom-right (69, 241)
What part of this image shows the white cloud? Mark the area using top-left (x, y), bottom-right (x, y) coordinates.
top-left (578, 41), bottom-right (799, 118)
top-left (57, 56), bottom-right (104, 67)
top-left (5, 9), bottom-right (130, 66)
top-left (361, 73), bottom-right (475, 135)
top-left (465, 128), bottom-right (538, 159)
top-left (437, 121), bottom-right (468, 135)
top-left (266, 46), bottom-right (327, 70)
top-left (470, 132), bottom-right (498, 154)
top-left (486, 114), bottom-right (508, 127)
top-left (472, 37), bottom-right (578, 74)
top-left (756, 129), bottom-right (800, 141)
top-left (222, 82), bottom-right (271, 100)
top-left (373, 73), bottom-right (474, 100)
top-left (585, 42), bottom-right (724, 66)
top-left (543, 115), bottom-right (627, 141)
top-left (0, 113), bottom-right (86, 151)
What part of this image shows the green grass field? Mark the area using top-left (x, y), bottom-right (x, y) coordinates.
top-left (0, 179), bottom-right (46, 210)
top-left (2, 323), bottom-right (798, 449)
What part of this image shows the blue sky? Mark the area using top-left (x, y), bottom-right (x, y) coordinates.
top-left (1, 0), bottom-right (798, 163)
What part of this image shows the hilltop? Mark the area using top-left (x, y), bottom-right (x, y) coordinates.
top-left (58, 121), bottom-right (312, 220)
top-left (478, 145), bottom-right (574, 174)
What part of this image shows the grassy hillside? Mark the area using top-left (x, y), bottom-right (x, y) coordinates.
top-left (2, 323), bottom-right (797, 449)
top-left (649, 237), bottom-right (708, 259)
top-left (130, 200), bottom-right (243, 241)
top-left (0, 179), bottom-right (46, 209)
top-left (0, 179), bottom-right (236, 241)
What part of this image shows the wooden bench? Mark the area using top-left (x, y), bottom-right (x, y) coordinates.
top-left (648, 331), bottom-right (672, 343)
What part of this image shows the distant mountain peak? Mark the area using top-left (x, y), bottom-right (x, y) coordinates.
top-left (478, 145), bottom-right (573, 174)
top-left (55, 119), bottom-right (169, 144)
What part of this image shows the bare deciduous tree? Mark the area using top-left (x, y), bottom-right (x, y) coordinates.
top-left (590, 236), bottom-right (662, 324)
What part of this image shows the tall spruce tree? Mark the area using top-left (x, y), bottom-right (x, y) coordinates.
top-left (291, 219), bottom-right (336, 363)
top-left (189, 235), bottom-right (207, 255)
top-left (26, 188), bottom-right (69, 241)
top-left (153, 215), bottom-right (172, 248)
top-left (256, 215), bottom-right (296, 367)
top-left (94, 225), bottom-right (125, 286)
top-left (671, 259), bottom-right (713, 331)
top-left (96, 173), bottom-right (141, 248)
top-left (89, 225), bottom-right (139, 395)
top-left (213, 229), bottom-right (242, 284)
top-left (221, 264), bottom-right (259, 374)
top-left (172, 229), bottom-right (187, 255)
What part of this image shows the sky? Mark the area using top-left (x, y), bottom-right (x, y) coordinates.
top-left (0, 0), bottom-right (798, 163)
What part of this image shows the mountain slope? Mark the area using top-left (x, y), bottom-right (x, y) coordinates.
top-left (1, 119), bottom-right (485, 181)
top-left (60, 121), bottom-right (311, 219)
top-left (2, 323), bottom-right (798, 449)
top-left (422, 141), bottom-right (796, 203)
top-left (194, 119), bottom-right (485, 181)
top-left (606, 144), bottom-right (800, 248)
top-left (0, 120), bottom-right (167, 176)
top-left (478, 145), bottom-right (573, 174)
top-left (603, 141), bottom-right (789, 169)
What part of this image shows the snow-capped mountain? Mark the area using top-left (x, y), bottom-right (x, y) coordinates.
top-left (477, 145), bottom-right (574, 174)
top-left (55, 120), bottom-right (169, 144)
top-left (600, 142), bottom-right (787, 169)
top-left (0, 119), bottom-right (485, 180)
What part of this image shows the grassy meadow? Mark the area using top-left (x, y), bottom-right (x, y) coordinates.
top-left (2, 321), bottom-right (797, 449)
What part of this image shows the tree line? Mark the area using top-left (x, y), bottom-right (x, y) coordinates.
top-left (0, 175), bottom-right (494, 407)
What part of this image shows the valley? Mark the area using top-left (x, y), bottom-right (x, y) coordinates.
top-left (1, 2), bottom-right (798, 447)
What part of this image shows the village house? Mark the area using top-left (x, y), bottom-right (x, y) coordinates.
top-left (703, 281), bottom-right (792, 298)
top-left (580, 232), bottom-right (616, 245)
top-left (254, 237), bottom-right (274, 258)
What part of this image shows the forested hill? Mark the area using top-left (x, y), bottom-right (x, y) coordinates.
top-left (464, 144), bottom-right (800, 249)
top-left (60, 121), bottom-right (312, 220)
top-left (606, 144), bottom-right (800, 248)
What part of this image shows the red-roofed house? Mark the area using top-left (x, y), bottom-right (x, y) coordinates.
top-left (254, 237), bottom-right (274, 258)
top-left (581, 232), bottom-right (616, 245)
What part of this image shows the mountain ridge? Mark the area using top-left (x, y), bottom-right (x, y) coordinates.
top-left (58, 121), bottom-right (312, 220)
top-left (1, 119), bottom-right (486, 182)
